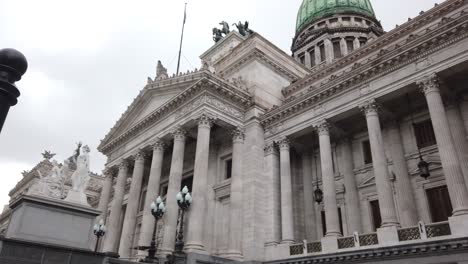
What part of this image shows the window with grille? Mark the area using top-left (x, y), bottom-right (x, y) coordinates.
top-left (414, 120), bottom-right (436, 148)
top-left (362, 140), bottom-right (372, 164)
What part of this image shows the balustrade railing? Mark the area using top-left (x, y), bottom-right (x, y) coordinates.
top-left (289, 244), bottom-right (304, 256)
top-left (337, 236), bottom-right (355, 249)
top-left (307, 241), bottom-right (322, 253)
top-left (358, 233), bottom-right (379, 246)
top-left (398, 226), bottom-right (421, 241)
top-left (426, 221), bottom-right (451, 238)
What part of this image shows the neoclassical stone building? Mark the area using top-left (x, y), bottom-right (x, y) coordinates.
top-left (97, 0), bottom-right (468, 263)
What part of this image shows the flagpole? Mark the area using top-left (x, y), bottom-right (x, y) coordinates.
top-left (176, 3), bottom-right (187, 75)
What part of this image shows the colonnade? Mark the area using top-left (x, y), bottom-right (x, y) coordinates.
top-left (100, 114), bottom-right (245, 260)
top-left (268, 74), bottom-right (468, 243)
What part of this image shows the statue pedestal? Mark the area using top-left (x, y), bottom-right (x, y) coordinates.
top-left (64, 189), bottom-right (91, 207)
top-left (5, 195), bottom-right (101, 250)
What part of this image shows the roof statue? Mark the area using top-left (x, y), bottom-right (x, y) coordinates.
top-left (41, 150), bottom-right (56, 160)
top-left (212, 21), bottom-right (231, 42)
top-left (156, 60), bottom-right (168, 80)
top-left (233, 21), bottom-right (254, 37)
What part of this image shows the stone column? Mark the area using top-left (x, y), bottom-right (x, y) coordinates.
top-left (103, 160), bottom-right (129, 253)
top-left (161, 128), bottom-right (186, 254)
top-left (340, 38), bottom-right (348, 57)
top-left (226, 128), bottom-right (245, 259)
top-left (264, 143), bottom-right (281, 245)
top-left (446, 104), bottom-right (468, 191)
top-left (417, 75), bottom-right (468, 216)
top-left (278, 138), bottom-right (294, 243)
top-left (119, 150), bottom-right (146, 258)
top-left (316, 121), bottom-right (341, 237)
top-left (353, 38), bottom-right (360, 51)
top-left (314, 45), bottom-right (321, 66)
top-left (304, 52), bottom-right (311, 68)
top-left (324, 39), bottom-right (334, 64)
top-left (339, 139), bottom-right (362, 233)
top-left (360, 100), bottom-right (399, 227)
top-left (186, 114), bottom-right (213, 252)
top-left (388, 122), bottom-right (419, 227)
top-left (138, 140), bottom-right (165, 254)
top-left (98, 170), bottom-right (113, 222)
top-left (302, 152), bottom-right (318, 241)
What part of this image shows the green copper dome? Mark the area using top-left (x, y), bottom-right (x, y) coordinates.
top-left (296, 0), bottom-right (377, 32)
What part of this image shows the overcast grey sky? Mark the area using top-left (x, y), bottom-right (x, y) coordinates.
top-left (0, 0), bottom-right (444, 207)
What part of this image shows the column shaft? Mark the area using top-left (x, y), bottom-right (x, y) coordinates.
top-left (302, 152), bottom-right (318, 240)
top-left (186, 115), bottom-right (213, 252)
top-left (304, 51), bottom-right (312, 68)
top-left (418, 76), bottom-right (468, 216)
top-left (264, 143), bottom-right (281, 245)
top-left (119, 151), bottom-right (146, 258)
top-left (324, 39), bottom-right (334, 64)
top-left (227, 129), bottom-right (245, 259)
top-left (339, 140), bottom-right (362, 233)
top-left (361, 100), bottom-right (399, 227)
top-left (316, 122), bottom-right (341, 236)
top-left (340, 38), bottom-right (348, 57)
top-left (447, 105), bottom-right (468, 191)
top-left (278, 138), bottom-right (295, 242)
top-left (138, 141), bottom-right (165, 254)
top-left (353, 38), bottom-right (360, 50)
top-left (314, 45), bottom-right (321, 65)
top-left (388, 123), bottom-right (419, 226)
top-left (102, 161), bottom-right (128, 253)
top-left (161, 129), bottom-right (186, 253)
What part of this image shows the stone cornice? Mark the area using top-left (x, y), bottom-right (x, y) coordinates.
top-left (283, 0), bottom-right (464, 97)
top-left (98, 73), bottom-right (252, 154)
top-left (261, 2), bottom-right (468, 127)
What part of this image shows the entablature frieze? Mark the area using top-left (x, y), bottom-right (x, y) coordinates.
top-left (261, 4), bottom-right (468, 130)
top-left (99, 75), bottom-right (252, 155)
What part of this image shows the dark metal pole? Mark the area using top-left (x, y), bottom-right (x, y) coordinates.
top-left (146, 219), bottom-right (159, 261)
top-left (174, 209), bottom-right (185, 253)
top-left (0, 48), bottom-right (28, 134)
top-left (176, 3), bottom-right (187, 75)
top-left (95, 236), bottom-right (100, 253)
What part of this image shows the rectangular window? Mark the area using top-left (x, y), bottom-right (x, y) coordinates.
top-left (160, 185), bottom-right (168, 198)
top-left (321, 208), bottom-right (344, 236)
top-left (139, 190), bottom-right (147, 212)
top-left (181, 176), bottom-right (193, 192)
top-left (359, 37), bottom-right (367, 47)
top-left (225, 159), bottom-right (233, 179)
top-left (319, 44), bottom-right (326, 62)
top-left (370, 200), bottom-right (382, 231)
top-left (414, 119), bottom-right (437, 148)
top-left (299, 53), bottom-right (305, 65)
top-left (333, 40), bottom-right (342, 59)
top-left (427, 186), bottom-right (453, 222)
top-left (362, 140), bottom-right (373, 164)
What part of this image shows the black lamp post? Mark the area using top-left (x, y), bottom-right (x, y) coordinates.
top-left (0, 48), bottom-right (28, 134)
top-left (93, 219), bottom-right (106, 252)
top-left (174, 186), bottom-right (192, 254)
top-left (142, 196), bottom-right (166, 263)
top-left (407, 93), bottom-right (431, 179)
top-left (313, 154), bottom-right (323, 204)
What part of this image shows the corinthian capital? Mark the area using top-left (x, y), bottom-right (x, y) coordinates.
top-left (171, 126), bottom-right (187, 141)
top-left (152, 139), bottom-right (166, 152)
top-left (416, 74), bottom-right (441, 95)
top-left (134, 149), bottom-right (146, 162)
top-left (264, 142), bottom-right (278, 156)
top-left (119, 159), bottom-right (129, 170)
top-left (359, 99), bottom-right (380, 116)
top-left (276, 137), bottom-right (290, 151)
top-left (232, 127), bottom-right (245, 143)
top-left (315, 120), bottom-right (330, 136)
top-left (197, 113), bottom-right (215, 129)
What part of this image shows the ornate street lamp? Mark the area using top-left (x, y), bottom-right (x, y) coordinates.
top-left (93, 219), bottom-right (106, 252)
top-left (0, 48), bottom-right (28, 134)
top-left (141, 196), bottom-right (166, 263)
top-left (407, 93), bottom-right (431, 179)
top-left (313, 154), bottom-right (323, 204)
top-left (174, 186), bottom-right (192, 254)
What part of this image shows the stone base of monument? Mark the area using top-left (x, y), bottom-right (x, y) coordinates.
top-left (5, 195), bottom-right (101, 250)
top-left (64, 189), bottom-right (91, 206)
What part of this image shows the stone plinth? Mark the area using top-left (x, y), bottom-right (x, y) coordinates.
top-left (5, 195), bottom-right (101, 250)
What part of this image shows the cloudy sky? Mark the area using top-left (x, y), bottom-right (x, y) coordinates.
top-left (0, 0), bottom-right (444, 207)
